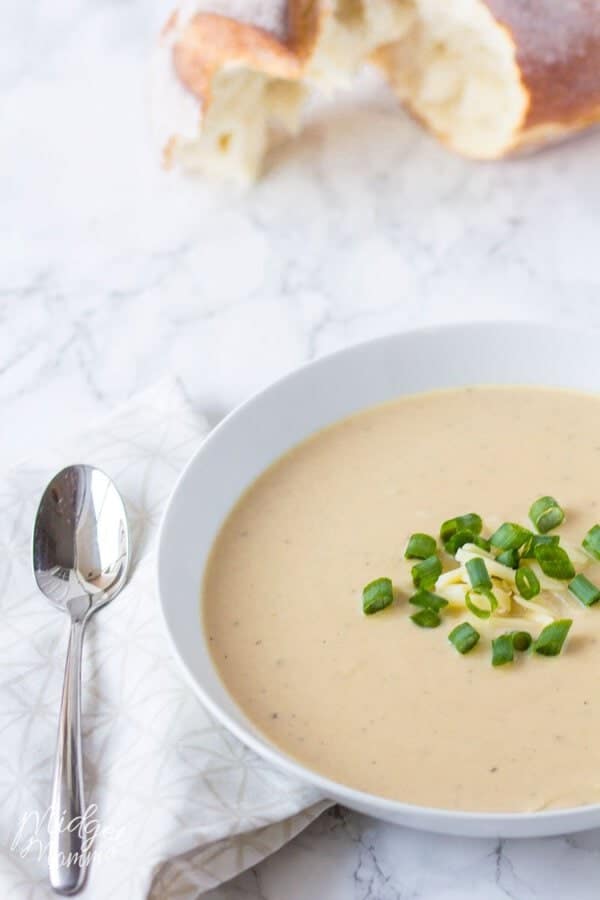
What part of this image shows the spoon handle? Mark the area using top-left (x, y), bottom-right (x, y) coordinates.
top-left (49, 617), bottom-right (88, 895)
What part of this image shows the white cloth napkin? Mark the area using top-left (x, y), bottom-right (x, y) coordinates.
top-left (0, 380), bottom-right (329, 899)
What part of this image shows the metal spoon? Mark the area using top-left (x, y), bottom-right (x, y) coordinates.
top-left (33, 465), bottom-right (129, 895)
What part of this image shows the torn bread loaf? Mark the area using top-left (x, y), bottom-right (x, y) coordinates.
top-left (376, 0), bottom-right (600, 159)
top-left (152, 0), bottom-right (414, 181)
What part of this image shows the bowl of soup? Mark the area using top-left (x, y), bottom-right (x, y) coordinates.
top-left (157, 321), bottom-right (600, 837)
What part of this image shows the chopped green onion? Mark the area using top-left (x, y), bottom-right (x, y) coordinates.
top-left (404, 533), bottom-right (437, 560)
top-left (515, 566), bottom-right (540, 600)
top-left (473, 535), bottom-right (492, 552)
top-left (582, 525), bottom-right (600, 561)
top-left (534, 544), bottom-right (575, 580)
top-left (411, 555), bottom-right (442, 590)
top-left (489, 522), bottom-right (531, 551)
top-left (465, 557), bottom-right (492, 590)
top-left (444, 530), bottom-right (477, 555)
top-left (445, 531), bottom-right (492, 555)
top-left (362, 577), bottom-right (394, 615)
top-left (492, 630), bottom-right (533, 665)
top-left (409, 590), bottom-right (448, 612)
top-left (568, 573), bottom-right (600, 608)
top-left (496, 548), bottom-right (520, 569)
top-left (511, 631), bottom-right (532, 652)
top-left (492, 634), bottom-right (514, 666)
top-left (529, 496), bottom-right (565, 533)
top-left (448, 622), bottom-right (480, 654)
top-left (521, 534), bottom-right (559, 559)
top-left (410, 608), bottom-right (441, 628)
top-left (440, 513), bottom-right (482, 544)
top-left (465, 587), bottom-right (498, 620)
top-left (533, 619), bottom-right (572, 657)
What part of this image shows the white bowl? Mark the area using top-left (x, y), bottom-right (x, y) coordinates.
top-left (157, 321), bottom-right (600, 838)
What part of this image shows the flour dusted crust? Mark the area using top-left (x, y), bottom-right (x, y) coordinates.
top-left (152, 0), bottom-right (600, 179)
top-left (376, 0), bottom-right (600, 159)
top-left (491, 0), bottom-right (600, 137)
top-left (152, 0), bottom-right (414, 181)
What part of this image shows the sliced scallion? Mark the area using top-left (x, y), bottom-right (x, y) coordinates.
top-left (534, 544), bottom-right (575, 580)
top-left (448, 622), bottom-right (480, 654)
top-left (411, 555), bottom-right (442, 590)
top-left (515, 566), bottom-right (541, 600)
top-left (445, 532), bottom-right (491, 555)
top-left (465, 557), bottom-right (492, 590)
top-left (362, 577), bottom-right (394, 615)
top-left (529, 496), bottom-right (565, 534)
top-left (473, 536), bottom-right (492, 553)
top-left (409, 590), bottom-right (448, 612)
top-left (444, 530), bottom-right (477, 555)
top-left (411, 608), bottom-right (441, 628)
top-left (533, 619), bottom-right (572, 657)
top-left (521, 533), bottom-right (559, 559)
top-left (511, 630), bottom-right (532, 652)
top-left (492, 634), bottom-right (514, 666)
top-left (440, 513), bottom-right (482, 544)
top-left (466, 587), bottom-right (498, 620)
top-left (568, 573), bottom-right (600, 608)
top-left (496, 548), bottom-right (520, 569)
top-left (489, 522), bottom-right (531, 551)
top-left (492, 629), bottom-right (533, 665)
top-left (582, 525), bottom-right (600, 561)
top-left (404, 533), bottom-right (437, 560)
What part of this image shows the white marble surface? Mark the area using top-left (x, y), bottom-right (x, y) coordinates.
top-left (3, 1), bottom-right (600, 897)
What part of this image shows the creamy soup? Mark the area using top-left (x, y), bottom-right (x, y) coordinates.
top-left (203, 387), bottom-right (600, 812)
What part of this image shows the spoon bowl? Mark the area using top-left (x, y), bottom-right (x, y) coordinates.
top-left (33, 464), bottom-right (129, 895)
top-left (34, 465), bottom-right (129, 615)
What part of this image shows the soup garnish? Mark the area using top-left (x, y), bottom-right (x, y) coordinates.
top-left (533, 620), bottom-right (573, 656)
top-left (496, 548), bottom-right (519, 568)
top-left (410, 555), bottom-right (441, 590)
top-left (582, 524), bottom-right (600, 559)
top-left (409, 590), bottom-right (448, 612)
top-left (489, 522), bottom-right (531, 551)
top-left (568, 574), bottom-right (600, 607)
top-left (410, 608), bottom-right (441, 628)
top-left (364, 495), bottom-right (600, 666)
top-left (534, 544), bottom-right (575, 580)
top-left (529, 496), bottom-right (565, 533)
top-left (440, 513), bottom-right (483, 545)
top-left (362, 577), bottom-right (394, 615)
top-left (515, 566), bottom-right (540, 599)
top-left (521, 534), bottom-right (559, 558)
top-left (448, 622), bottom-right (480, 654)
top-left (404, 533), bottom-right (437, 560)
top-left (492, 633), bottom-right (519, 666)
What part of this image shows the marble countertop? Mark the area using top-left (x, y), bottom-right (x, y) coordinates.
top-left (3, 1), bottom-right (600, 897)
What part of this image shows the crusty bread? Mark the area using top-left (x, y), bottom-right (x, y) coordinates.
top-left (376, 0), bottom-right (600, 159)
top-left (152, 0), bottom-right (413, 181)
top-left (152, 2), bottom-right (306, 182)
top-left (152, 0), bottom-right (600, 180)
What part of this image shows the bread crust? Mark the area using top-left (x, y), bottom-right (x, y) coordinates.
top-left (156, 0), bottom-right (600, 170)
top-left (375, 0), bottom-right (600, 157)
top-left (488, 0), bottom-right (600, 136)
top-left (169, 6), bottom-right (308, 109)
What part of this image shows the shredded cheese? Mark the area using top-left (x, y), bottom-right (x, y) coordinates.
top-left (430, 533), bottom-right (584, 630)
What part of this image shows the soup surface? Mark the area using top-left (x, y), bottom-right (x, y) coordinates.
top-left (203, 387), bottom-right (600, 812)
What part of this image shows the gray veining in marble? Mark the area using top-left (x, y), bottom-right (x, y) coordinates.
top-left (204, 806), bottom-right (600, 900)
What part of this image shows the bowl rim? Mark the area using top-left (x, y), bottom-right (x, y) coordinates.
top-left (157, 319), bottom-right (600, 832)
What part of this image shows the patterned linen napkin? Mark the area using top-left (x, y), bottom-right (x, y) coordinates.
top-left (0, 380), bottom-right (329, 899)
